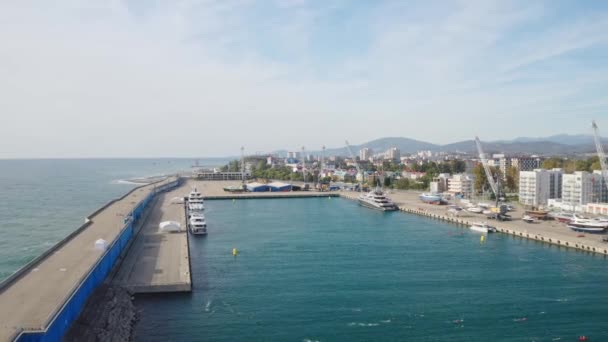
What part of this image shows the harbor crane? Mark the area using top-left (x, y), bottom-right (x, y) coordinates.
top-left (592, 120), bottom-right (608, 200)
top-left (475, 136), bottom-right (500, 205)
top-left (345, 140), bottom-right (363, 191)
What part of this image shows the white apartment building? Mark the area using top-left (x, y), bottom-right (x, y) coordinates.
top-left (447, 174), bottom-right (475, 198)
top-left (359, 148), bottom-right (373, 161)
top-left (593, 169), bottom-right (608, 203)
top-left (430, 173), bottom-right (450, 193)
top-left (561, 171), bottom-right (602, 208)
top-left (519, 169), bottom-right (563, 207)
top-left (386, 147), bottom-right (401, 162)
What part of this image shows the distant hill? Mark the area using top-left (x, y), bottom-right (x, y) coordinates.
top-left (440, 140), bottom-right (594, 155)
top-left (499, 134), bottom-right (598, 146)
top-left (265, 134), bottom-right (606, 158)
top-left (318, 137), bottom-right (439, 157)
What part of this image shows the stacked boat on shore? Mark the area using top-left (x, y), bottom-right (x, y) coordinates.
top-left (566, 214), bottom-right (608, 233)
top-left (187, 188), bottom-right (207, 235)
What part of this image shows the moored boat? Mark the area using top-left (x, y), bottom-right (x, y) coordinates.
top-left (189, 214), bottom-right (207, 235)
top-left (358, 188), bottom-right (398, 211)
top-left (470, 222), bottom-right (496, 233)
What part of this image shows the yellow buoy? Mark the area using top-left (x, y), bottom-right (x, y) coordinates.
top-left (232, 248), bottom-right (238, 256)
top-left (480, 235), bottom-right (486, 244)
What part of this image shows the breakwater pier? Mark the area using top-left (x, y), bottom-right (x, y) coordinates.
top-left (0, 177), bottom-right (182, 342)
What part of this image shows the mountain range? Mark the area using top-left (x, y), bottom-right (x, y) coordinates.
top-left (273, 135), bottom-right (607, 157)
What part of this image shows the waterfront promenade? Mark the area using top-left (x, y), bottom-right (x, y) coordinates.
top-left (0, 178), bottom-right (176, 341)
top-left (113, 187), bottom-right (191, 293)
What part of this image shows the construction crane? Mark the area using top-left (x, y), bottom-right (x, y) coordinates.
top-left (592, 120), bottom-right (608, 200)
top-left (345, 140), bottom-right (363, 191)
top-left (475, 136), bottom-right (499, 204)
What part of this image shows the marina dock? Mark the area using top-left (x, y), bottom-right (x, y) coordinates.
top-left (341, 190), bottom-right (608, 255)
top-left (0, 177), bottom-right (181, 342)
top-left (113, 187), bottom-right (191, 293)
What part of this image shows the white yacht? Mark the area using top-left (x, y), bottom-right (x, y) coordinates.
top-left (187, 187), bottom-right (205, 212)
top-left (567, 214), bottom-right (608, 233)
top-left (189, 214), bottom-right (207, 235)
top-left (188, 188), bottom-right (204, 204)
top-left (358, 187), bottom-right (398, 211)
top-left (470, 222), bottom-right (497, 234)
top-left (188, 202), bottom-right (205, 212)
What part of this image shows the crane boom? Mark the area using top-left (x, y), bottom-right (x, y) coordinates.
top-left (592, 121), bottom-right (608, 196)
top-left (475, 136), bottom-right (498, 198)
top-left (345, 140), bottom-right (363, 190)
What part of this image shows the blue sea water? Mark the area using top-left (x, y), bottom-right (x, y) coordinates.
top-left (0, 158), bottom-right (227, 281)
top-left (135, 198), bottom-right (608, 342)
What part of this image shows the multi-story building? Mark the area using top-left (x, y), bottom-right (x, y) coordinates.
top-left (386, 147), bottom-right (401, 162)
top-left (287, 151), bottom-right (300, 159)
top-left (593, 170), bottom-right (608, 203)
top-left (447, 174), bottom-right (475, 198)
top-left (561, 171), bottom-right (603, 208)
top-left (359, 148), bottom-right (373, 161)
top-left (511, 156), bottom-right (543, 171)
top-left (430, 173), bottom-right (450, 193)
top-left (519, 169), bottom-right (563, 207)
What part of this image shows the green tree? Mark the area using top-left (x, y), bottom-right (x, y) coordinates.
top-left (384, 176), bottom-right (392, 187)
top-left (472, 164), bottom-right (486, 194)
top-left (542, 158), bottom-right (564, 169)
top-left (505, 166), bottom-right (519, 192)
top-left (393, 178), bottom-right (411, 190)
top-left (451, 160), bottom-right (466, 174)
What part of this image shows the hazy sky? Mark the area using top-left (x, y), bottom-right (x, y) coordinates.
top-left (1, 1), bottom-right (607, 158)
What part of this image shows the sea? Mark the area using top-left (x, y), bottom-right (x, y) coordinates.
top-left (2, 160), bottom-right (608, 341)
top-left (0, 158), bottom-right (228, 281)
top-left (135, 198), bottom-right (608, 341)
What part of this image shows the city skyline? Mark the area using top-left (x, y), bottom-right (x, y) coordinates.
top-left (1, 1), bottom-right (608, 158)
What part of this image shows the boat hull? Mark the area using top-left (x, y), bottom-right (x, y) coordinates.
top-left (567, 225), bottom-right (606, 234)
top-left (470, 226), bottom-right (489, 233)
top-left (419, 195), bottom-right (447, 205)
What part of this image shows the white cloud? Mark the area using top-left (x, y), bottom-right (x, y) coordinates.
top-left (0, 1), bottom-right (607, 158)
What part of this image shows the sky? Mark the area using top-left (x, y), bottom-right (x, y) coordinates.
top-left (1, 0), bottom-right (607, 158)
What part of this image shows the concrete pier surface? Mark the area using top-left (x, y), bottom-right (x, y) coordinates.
top-left (341, 189), bottom-right (608, 255)
top-left (113, 186), bottom-right (191, 293)
top-left (0, 178), bottom-right (175, 341)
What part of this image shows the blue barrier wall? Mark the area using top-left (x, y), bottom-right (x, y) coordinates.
top-left (16, 178), bottom-right (182, 342)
